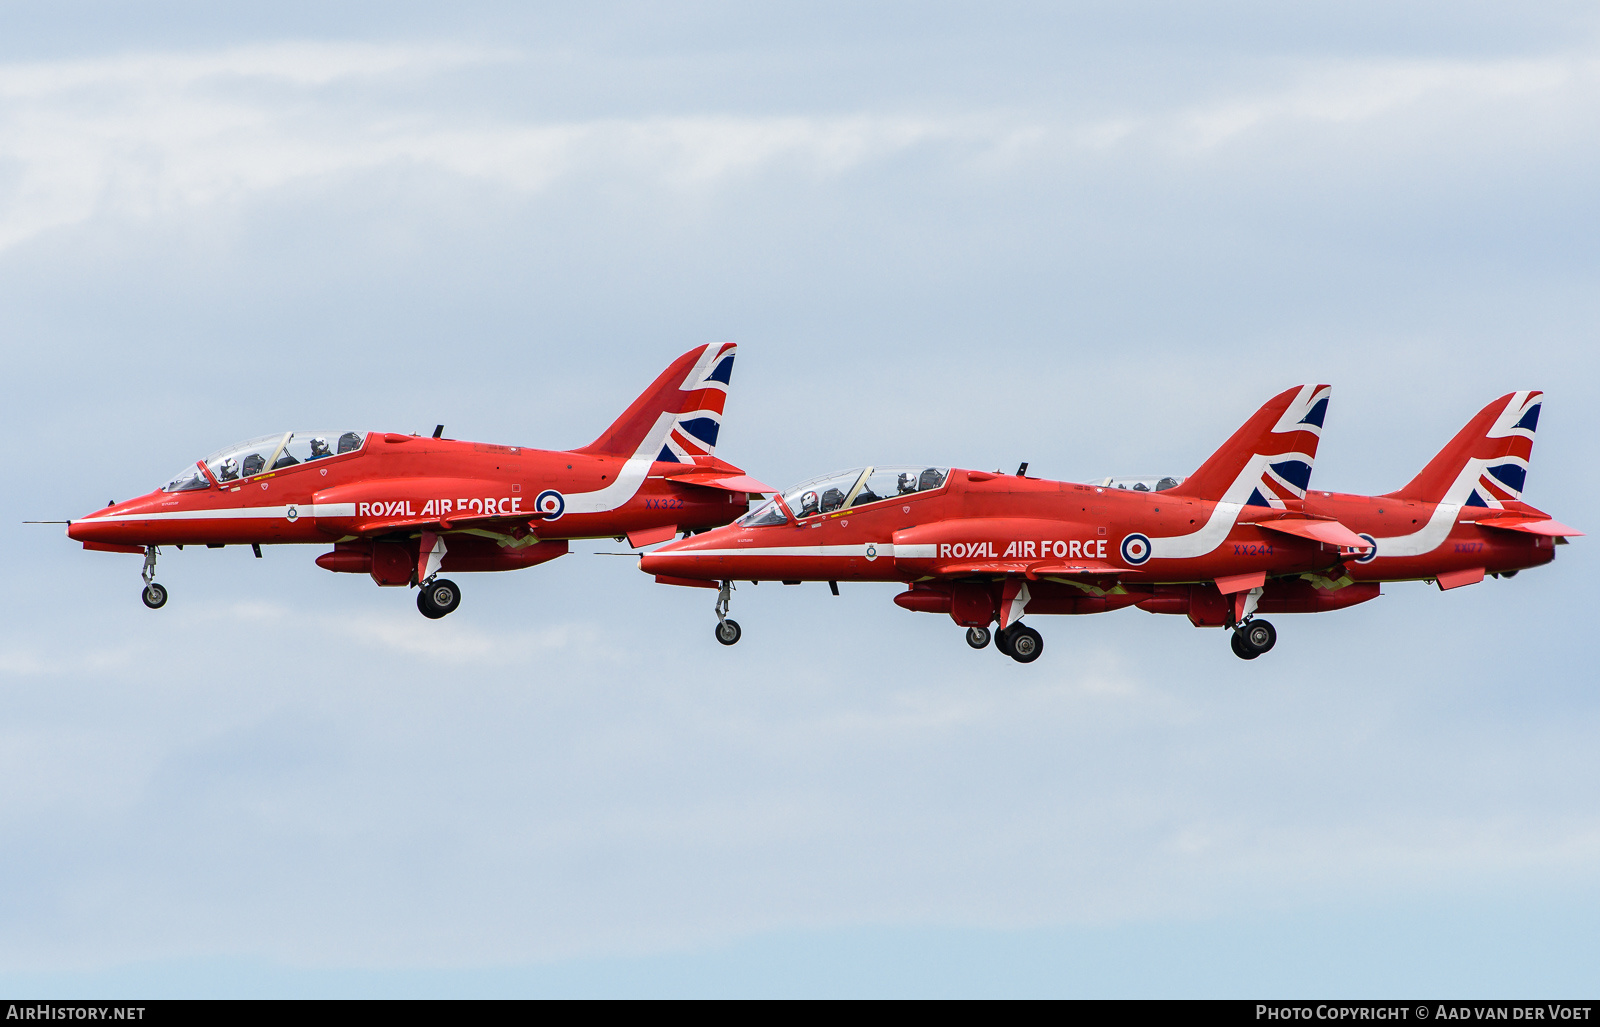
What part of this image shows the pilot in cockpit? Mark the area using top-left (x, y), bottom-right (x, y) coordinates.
top-left (897, 472), bottom-right (919, 495)
top-left (307, 437), bottom-right (331, 460)
top-left (797, 490), bottom-right (821, 518)
top-left (218, 457), bottom-right (240, 482)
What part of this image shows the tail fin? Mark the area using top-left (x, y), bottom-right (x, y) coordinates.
top-left (1387, 391), bottom-right (1542, 508)
top-left (576, 343), bottom-right (737, 461)
top-left (1166, 385), bottom-right (1331, 507)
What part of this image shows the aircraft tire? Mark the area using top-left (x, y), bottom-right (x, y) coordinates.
top-left (965, 626), bottom-right (991, 650)
top-left (417, 590), bottom-right (445, 619)
top-left (715, 619), bottom-right (742, 646)
top-left (1230, 630), bottom-right (1260, 660)
top-left (1241, 619), bottom-right (1276, 655)
top-left (995, 626), bottom-right (1015, 657)
top-left (1008, 625), bottom-right (1043, 664)
top-left (141, 583), bottom-right (168, 610)
top-left (425, 579), bottom-right (461, 617)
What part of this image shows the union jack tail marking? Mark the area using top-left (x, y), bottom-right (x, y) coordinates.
top-left (1390, 391), bottom-right (1542, 508)
top-left (577, 343), bottom-right (738, 461)
top-left (1167, 384), bottom-right (1331, 507)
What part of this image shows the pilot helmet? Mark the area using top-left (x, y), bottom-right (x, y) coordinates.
top-left (309, 437), bottom-right (329, 456)
top-left (220, 457), bottom-right (238, 479)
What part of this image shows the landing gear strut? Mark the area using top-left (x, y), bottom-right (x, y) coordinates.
top-left (139, 546), bottom-right (167, 609)
top-left (713, 580), bottom-right (741, 645)
top-left (417, 577), bottom-right (462, 619)
top-left (1230, 618), bottom-right (1277, 660)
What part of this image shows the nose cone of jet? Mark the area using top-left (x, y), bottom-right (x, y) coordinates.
top-left (639, 528), bottom-right (729, 580)
top-left (67, 496), bottom-right (152, 545)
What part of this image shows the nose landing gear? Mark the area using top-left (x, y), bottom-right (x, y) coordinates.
top-left (713, 580), bottom-right (741, 645)
top-left (139, 546), bottom-right (168, 609)
top-left (1230, 618), bottom-right (1277, 660)
top-left (965, 626), bottom-right (991, 649)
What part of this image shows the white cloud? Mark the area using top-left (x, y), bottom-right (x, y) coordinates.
top-left (3, 39), bottom-right (1598, 255)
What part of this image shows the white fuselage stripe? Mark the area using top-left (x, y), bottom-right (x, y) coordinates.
top-left (672, 543), bottom-right (894, 558)
top-left (77, 503), bottom-right (358, 523)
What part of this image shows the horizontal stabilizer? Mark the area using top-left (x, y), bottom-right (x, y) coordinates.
top-left (665, 471), bottom-right (773, 493)
top-left (1254, 516), bottom-right (1371, 550)
top-left (1474, 515), bottom-right (1583, 537)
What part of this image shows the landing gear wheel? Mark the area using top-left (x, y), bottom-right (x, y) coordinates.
top-left (1240, 618), bottom-right (1276, 654)
top-left (1230, 630), bottom-right (1260, 660)
top-left (715, 619), bottom-right (742, 646)
top-left (995, 626), bottom-right (1015, 657)
top-left (965, 626), bottom-right (991, 649)
top-left (141, 582), bottom-right (168, 609)
top-left (417, 578), bottom-right (461, 619)
top-left (1007, 625), bottom-right (1043, 664)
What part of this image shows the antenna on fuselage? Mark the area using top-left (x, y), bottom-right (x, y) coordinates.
top-left (1016, 462), bottom-right (1029, 477)
top-left (432, 425), bottom-right (444, 438)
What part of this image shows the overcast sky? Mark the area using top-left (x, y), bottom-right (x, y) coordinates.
top-left (1, 1), bottom-right (1597, 997)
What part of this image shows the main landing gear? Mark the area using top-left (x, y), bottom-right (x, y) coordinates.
top-left (977, 622), bottom-right (1042, 663)
top-left (417, 577), bottom-right (462, 619)
top-left (139, 546), bottom-right (168, 609)
top-left (713, 580), bottom-right (741, 645)
top-left (1230, 618), bottom-right (1277, 660)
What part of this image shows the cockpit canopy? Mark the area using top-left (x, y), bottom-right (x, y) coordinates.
top-left (162, 430), bottom-right (366, 492)
top-left (1090, 475), bottom-right (1185, 493)
top-left (738, 466), bottom-right (950, 527)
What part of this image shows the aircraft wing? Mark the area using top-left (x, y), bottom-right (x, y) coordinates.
top-left (1252, 516), bottom-right (1371, 549)
top-left (1474, 515), bottom-right (1584, 537)
top-left (927, 558), bottom-right (1122, 587)
top-left (354, 509), bottom-right (533, 536)
top-left (928, 559), bottom-right (1037, 578)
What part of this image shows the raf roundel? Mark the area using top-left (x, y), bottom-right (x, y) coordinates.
top-left (1354, 533), bottom-right (1378, 564)
top-left (1120, 532), bottom-right (1152, 566)
top-left (534, 489), bottom-right (566, 520)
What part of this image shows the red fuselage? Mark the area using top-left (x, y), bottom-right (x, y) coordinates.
top-left (69, 432), bottom-right (751, 570)
top-left (642, 469), bottom-right (1560, 625)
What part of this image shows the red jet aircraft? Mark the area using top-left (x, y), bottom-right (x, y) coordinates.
top-left (641, 384), bottom-right (1382, 660)
top-left (639, 386), bottom-right (1579, 662)
top-left (1295, 390), bottom-right (1579, 595)
top-left (63, 344), bottom-right (770, 618)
